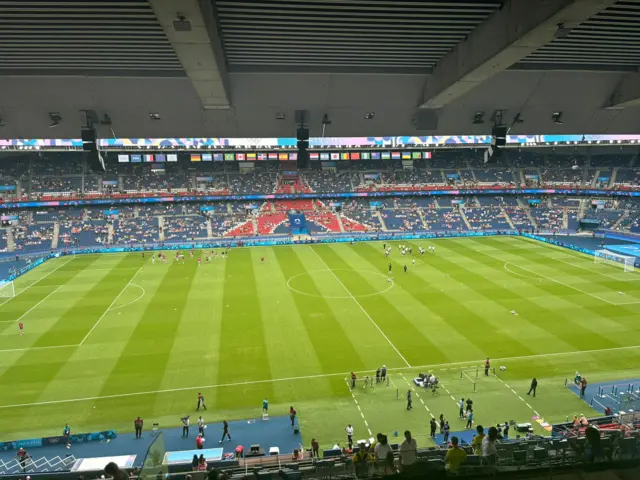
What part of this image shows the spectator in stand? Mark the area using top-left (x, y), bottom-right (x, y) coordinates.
top-left (445, 436), bottom-right (467, 474)
top-left (482, 426), bottom-right (499, 464)
top-left (374, 433), bottom-right (391, 470)
top-left (399, 430), bottom-right (417, 471)
top-left (584, 425), bottom-right (603, 462)
top-left (191, 454), bottom-right (199, 471)
top-left (384, 450), bottom-right (397, 476)
top-left (104, 461), bottom-right (128, 480)
top-left (471, 425), bottom-right (485, 455)
top-left (198, 454), bottom-right (207, 471)
top-left (353, 443), bottom-right (371, 478)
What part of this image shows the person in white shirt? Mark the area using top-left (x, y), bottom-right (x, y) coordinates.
top-left (482, 426), bottom-right (499, 463)
top-left (374, 433), bottom-right (391, 470)
top-left (399, 430), bottom-right (417, 469)
top-left (345, 425), bottom-right (354, 448)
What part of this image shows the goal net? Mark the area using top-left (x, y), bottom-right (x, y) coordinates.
top-left (594, 249), bottom-right (636, 272)
top-left (0, 281), bottom-right (15, 298)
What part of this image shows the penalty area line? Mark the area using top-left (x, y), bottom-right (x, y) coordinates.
top-left (79, 266), bottom-right (143, 345)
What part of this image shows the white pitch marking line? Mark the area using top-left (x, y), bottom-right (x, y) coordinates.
top-left (79, 266), bottom-right (143, 345)
top-left (310, 246), bottom-right (411, 367)
top-left (12, 285), bottom-right (63, 323)
top-left (3, 343), bottom-right (640, 407)
top-left (511, 389), bottom-right (517, 394)
top-left (534, 411), bottom-right (540, 416)
top-left (481, 248), bottom-right (622, 305)
top-left (0, 344), bottom-right (79, 354)
top-left (364, 420), bottom-right (369, 427)
top-left (526, 403), bottom-right (532, 409)
top-left (450, 395), bottom-right (456, 401)
top-left (514, 236), bottom-right (640, 281)
top-left (110, 284), bottom-right (146, 311)
top-left (518, 396), bottom-right (524, 401)
top-left (0, 257), bottom-right (74, 306)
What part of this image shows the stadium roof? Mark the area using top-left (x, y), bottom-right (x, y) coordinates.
top-left (0, 0), bottom-right (639, 139)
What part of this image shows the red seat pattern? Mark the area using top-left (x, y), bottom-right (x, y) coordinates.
top-left (257, 213), bottom-right (288, 234)
top-left (341, 215), bottom-right (367, 232)
top-left (224, 221), bottom-right (255, 237)
top-left (275, 200), bottom-right (315, 211)
top-left (306, 212), bottom-right (341, 232)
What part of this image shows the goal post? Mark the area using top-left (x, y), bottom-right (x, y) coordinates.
top-left (0, 281), bottom-right (15, 298)
top-left (594, 249), bottom-right (636, 273)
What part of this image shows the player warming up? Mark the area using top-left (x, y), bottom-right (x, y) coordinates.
top-left (18, 322), bottom-right (24, 336)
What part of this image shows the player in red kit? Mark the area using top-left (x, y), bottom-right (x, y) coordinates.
top-left (261, 257), bottom-right (264, 263)
top-left (197, 257), bottom-right (201, 265)
top-left (19, 322), bottom-right (24, 336)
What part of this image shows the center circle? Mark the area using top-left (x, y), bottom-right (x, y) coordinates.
top-left (287, 269), bottom-right (394, 299)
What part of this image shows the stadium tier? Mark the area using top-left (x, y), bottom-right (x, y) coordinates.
top-left (0, 151), bottom-right (638, 202)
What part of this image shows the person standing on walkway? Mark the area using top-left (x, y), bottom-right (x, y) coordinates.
top-left (466, 409), bottom-right (474, 429)
top-left (484, 358), bottom-right (490, 376)
top-left (459, 398), bottom-right (465, 419)
top-left (220, 420), bottom-right (231, 443)
top-left (429, 418), bottom-right (437, 438)
top-left (197, 416), bottom-right (205, 436)
top-left (134, 417), bottom-right (143, 439)
top-left (346, 424), bottom-right (354, 449)
top-left (527, 378), bottom-right (538, 397)
top-left (443, 421), bottom-right (450, 444)
top-left (406, 390), bottom-right (413, 410)
top-left (181, 416), bottom-right (190, 437)
top-left (289, 406), bottom-right (297, 427)
top-left (63, 423), bottom-right (71, 449)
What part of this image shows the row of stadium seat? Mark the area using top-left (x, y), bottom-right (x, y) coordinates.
top-left (5, 197), bottom-right (640, 252)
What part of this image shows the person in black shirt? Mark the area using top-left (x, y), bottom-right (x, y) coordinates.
top-left (527, 378), bottom-right (538, 397)
top-left (406, 390), bottom-right (412, 410)
top-left (388, 263), bottom-right (392, 275)
top-left (376, 368), bottom-right (381, 384)
top-left (466, 398), bottom-right (473, 413)
top-left (503, 421), bottom-right (510, 438)
top-left (404, 265), bottom-right (407, 274)
top-left (429, 418), bottom-right (437, 438)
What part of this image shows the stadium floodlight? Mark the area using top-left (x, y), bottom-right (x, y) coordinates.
top-left (594, 249), bottom-right (635, 273)
top-left (0, 281), bottom-right (15, 298)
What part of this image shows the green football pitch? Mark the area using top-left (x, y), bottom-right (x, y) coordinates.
top-left (1, 236), bottom-right (640, 447)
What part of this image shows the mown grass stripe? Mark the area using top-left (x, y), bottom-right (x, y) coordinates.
top-left (89, 254), bottom-right (198, 396)
top-left (274, 246), bottom-right (365, 385)
top-left (216, 249), bottom-right (275, 408)
top-left (443, 239), bottom-right (622, 351)
top-left (327, 243), bottom-right (451, 365)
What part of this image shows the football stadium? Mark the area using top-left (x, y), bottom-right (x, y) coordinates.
top-left (1, 1), bottom-right (640, 479)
